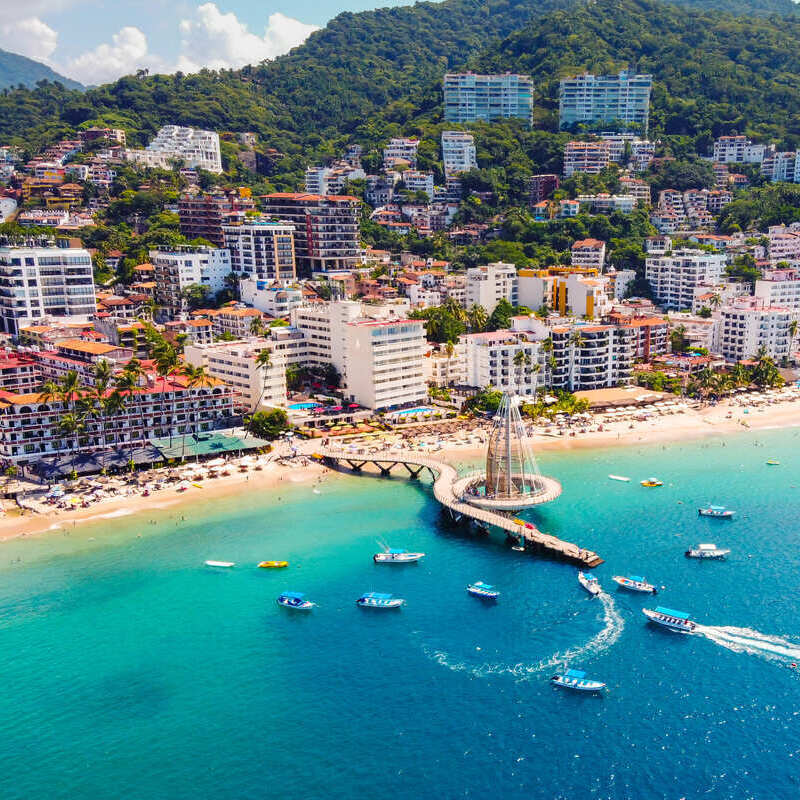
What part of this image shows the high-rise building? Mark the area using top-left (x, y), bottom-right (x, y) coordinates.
top-left (526, 174), bottom-right (560, 204)
top-left (443, 73), bottom-right (533, 125)
top-left (125, 125), bottom-right (223, 173)
top-left (178, 193), bottom-right (254, 247)
top-left (645, 249), bottom-right (726, 310)
top-left (0, 239), bottom-right (96, 335)
top-left (465, 262), bottom-right (518, 313)
top-left (260, 193), bottom-right (360, 275)
top-left (559, 71), bottom-right (653, 133)
top-left (719, 297), bottom-right (798, 362)
top-left (150, 246), bottom-right (232, 316)
top-left (222, 220), bottom-right (296, 282)
top-left (441, 131), bottom-right (478, 177)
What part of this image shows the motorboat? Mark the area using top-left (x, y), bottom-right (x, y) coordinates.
top-left (642, 606), bottom-right (696, 632)
top-left (578, 571), bottom-right (601, 597)
top-left (685, 543), bottom-right (730, 559)
top-left (356, 592), bottom-right (405, 609)
top-left (640, 478), bottom-right (663, 487)
top-left (205, 560), bottom-right (235, 568)
top-left (612, 575), bottom-right (657, 594)
top-left (259, 560), bottom-right (289, 568)
top-left (467, 581), bottom-right (500, 599)
top-left (698, 505), bottom-right (735, 518)
top-left (766, 459), bottom-right (780, 466)
top-left (276, 592), bottom-right (315, 610)
top-left (608, 475), bottom-right (630, 482)
top-left (373, 548), bottom-right (425, 563)
top-left (551, 668), bottom-right (606, 692)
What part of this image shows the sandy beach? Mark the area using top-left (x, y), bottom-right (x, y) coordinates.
top-left (3, 387), bottom-right (800, 542)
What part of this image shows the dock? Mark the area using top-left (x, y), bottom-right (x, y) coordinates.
top-left (313, 446), bottom-right (603, 568)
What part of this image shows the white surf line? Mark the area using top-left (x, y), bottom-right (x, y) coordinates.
top-left (695, 624), bottom-right (800, 663)
top-left (423, 591), bottom-right (624, 680)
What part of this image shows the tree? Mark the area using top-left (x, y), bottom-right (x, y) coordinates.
top-left (513, 348), bottom-right (532, 394)
top-left (487, 298), bottom-right (514, 331)
top-left (246, 408), bottom-right (289, 440)
top-left (249, 316), bottom-right (265, 337)
top-left (181, 283), bottom-right (213, 311)
top-left (58, 412), bottom-right (86, 476)
top-left (179, 363), bottom-right (215, 460)
top-left (670, 325), bottom-right (690, 354)
top-left (467, 303), bottom-right (488, 333)
top-left (252, 348), bottom-right (273, 411)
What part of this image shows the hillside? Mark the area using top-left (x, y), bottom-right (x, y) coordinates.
top-left (0, 48), bottom-right (83, 91)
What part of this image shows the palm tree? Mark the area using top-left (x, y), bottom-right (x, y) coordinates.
top-left (442, 297), bottom-right (466, 323)
top-left (59, 369), bottom-right (82, 413)
top-left (467, 303), bottom-right (488, 333)
top-left (789, 319), bottom-right (798, 362)
top-left (115, 359), bottom-right (145, 449)
top-left (513, 348), bottom-right (532, 395)
top-left (730, 361), bottom-right (751, 389)
top-left (58, 412), bottom-right (86, 478)
top-left (252, 348), bottom-right (273, 412)
top-left (444, 340), bottom-right (456, 387)
top-left (249, 316), bottom-right (265, 337)
top-left (89, 361), bottom-right (114, 467)
top-left (179, 364), bottom-right (214, 461)
top-left (709, 293), bottom-right (722, 311)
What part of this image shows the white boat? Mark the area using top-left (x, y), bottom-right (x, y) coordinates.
top-left (205, 560), bottom-right (235, 568)
top-left (276, 592), bottom-right (315, 610)
top-left (608, 474), bottom-right (630, 482)
top-left (685, 543), bottom-right (730, 559)
top-left (612, 574), bottom-right (657, 594)
top-left (356, 592), bottom-right (405, 608)
top-left (467, 581), bottom-right (500, 599)
top-left (373, 548), bottom-right (425, 563)
top-left (698, 505), bottom-right (735, 518)
top-left (643, 606), bottom-right (696, 632)
top-left (551, 668), bottom-right (606, 692)
top-left (578, 571), bottom-right (601, 596)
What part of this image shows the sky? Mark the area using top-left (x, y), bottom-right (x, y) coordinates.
top-left (0, 0), bottom-right (408, 85)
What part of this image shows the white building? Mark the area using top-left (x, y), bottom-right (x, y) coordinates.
top-left (0, 240), bottom-right (96, 335)
top-left (150, 246), bottom-right (232, 315)
top-left (550, 323), bottom-right (636, 390)
top-left (606, 268), bottom-right (636, 300)
top-left (667, 312), bottom-right (721, 353)
top-left (767, 224), bottom-right (800, 264)
top-left (126, 125), bottom-right (223, 173)
top-left (304, 162), bottom-right (366, 195)
top-left (239, 280), bottom-right (304, 317)
top-left (600, 134), bottom-right (656, 171)
top-left (754, 268), bottom-right (800, 310)
top-left (577, 194), bottom-right (637, 214)
top-left (559, 71), bottom-right (653, 133)
top-left (222, 220), bottom-right (296, 282)
top-left (466, 262), bottom-right (518, 313)
top-left (383, 138), bottom-right (420, 168)
top-left (761, 152), bottom-right (796, 183)
top-left (718, 298), bottom-right (798, 362)
top-left (645, 249), bottom-right (726, 310)
top-left (441, 131), bottom-right (477, 177)
top-left (185, 339), bottom-right (287, 411)
top-left (400, 170), bottom-right (435, 201)
top-left (570, 240), bottom-right (605, 270)
top-left (426, 340), bottom-right (468, 387)
top-left (713, 136), bottom-right (768, 164)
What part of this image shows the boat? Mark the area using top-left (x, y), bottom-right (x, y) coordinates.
top-left (551, 668), bottom-right (606, 692)
top-left (608, 474), bottom-right (630, 482)
top-left (578, 571), bottom-right (601, 596)
top-left (640, 478), bottom-right (663, 487)
top-left (642, 606), bottom-right (696, 632)
top-left (467, 581), bottom-right (500, 599)
top-left (259, 560), bottom-right (289, 568)
top-left (276, 591), bottom-right (315, 610)
top-left (205, 560), bottom-right (235, 568)
top-left (685, 543), bottom-right (730, 559)
top-left (511, 544), bottom-right (526, 552)
top-left (767, 459), bottom-right (780, 466)
top-left (612, 575), bottom-right (657, 594)
top-left (698, 505), bottom-right (735, 518)
top-left (373, 548), bottom-right (425, 563)
top-left (356, 592), bottom-right (405, 609)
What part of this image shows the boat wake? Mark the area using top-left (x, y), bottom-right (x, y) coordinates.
top-left (694, 625), bottom-right (800, 664)
top-left (423, 592), bottom-right (624, 680)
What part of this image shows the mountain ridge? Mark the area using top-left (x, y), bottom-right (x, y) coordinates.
top-left (0, 48), bottom-right (83, 92)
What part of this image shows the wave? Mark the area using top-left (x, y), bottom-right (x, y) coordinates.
top-left (424, 591), bottom-right (624, 680)
top-left (695, 625), bottom-right (800, 664)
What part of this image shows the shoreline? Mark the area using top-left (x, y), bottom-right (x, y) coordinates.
top-left (3, 392), bottom-right (800, 542)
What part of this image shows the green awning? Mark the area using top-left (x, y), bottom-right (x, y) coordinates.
top-left (150, 432), bottom-right (270, 460)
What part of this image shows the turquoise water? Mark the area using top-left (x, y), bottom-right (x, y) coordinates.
top-left (2, 430), bottom-right (800, 799)
top-left (390, 406), bottom-right (437, 416)
top-left (288, 402), bottom-right (321, 410)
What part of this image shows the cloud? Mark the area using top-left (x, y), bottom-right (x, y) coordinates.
top-left (176, 3), bottom-right (318, 72)
top-left (0, 16), bottom-right (58, 61)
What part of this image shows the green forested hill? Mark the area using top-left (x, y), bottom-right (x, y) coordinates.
top-left (0, 48), bottom-right (83, 91)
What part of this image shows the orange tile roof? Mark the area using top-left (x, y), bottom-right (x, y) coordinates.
top-left (57, 339), bottom-right (121, 355)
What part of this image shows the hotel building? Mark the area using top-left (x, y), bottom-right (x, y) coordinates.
top-left (645, 250), bottom-right (726, 310)
top-left (150, 246), bottom-right (232, 315)
top-left (558, 71), bottom-right (653, 133)
top-left (718, 298), bottom-right (798, 362)
top-left (222, 220), bottom-right (296, 282)
top-left (550, 323), bottom-right (636, 391)
top-left (126, 125), bottom-right (223, 173)
top-left (563, 141), bottom-right (612, 177)
top-left (465, 262), bottom-right (518, 313)
top-left (443, 73), bottom-right (533, 125)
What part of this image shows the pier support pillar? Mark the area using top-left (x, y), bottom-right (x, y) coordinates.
top-left (378, 462), bottom-right (398, 476)
top-left (345, 460), bottom-right (366, 472)
top-left (404, 464), bottom-right (424, 479)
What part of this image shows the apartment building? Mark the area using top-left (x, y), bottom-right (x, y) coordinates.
top-left (125, 125), bottom-right (223, 173)
top-left (754, 268), bottom-right (800, 309)
top-left (383, 138), bottom-right (420, 168)
top-left (177, 193), bottom-right (254, 247)
top-left (425, 340), bottom-right (468, 387)
top-left (239, 280), bottom-right (303, 317)
top-left (718, 298), bottom-right (798, 362)
top-left (767, 224), bottom-right (800, 263)
top-left (571, 239), bottom-right (606, 270)
top-left (304, 161), bottom-right (366, 195)
top-left (577, 194), bottom-right (636, 214)
top-left (559, 71), bottom-right (653, 133)
top-left (667, 312), bottom-right (721, 352)
top-left (606, 313), bottom-right (669, 360)
top-left (0, 239), bottom-right (96, 336)
top-left (465, 262), bottom-right (518, 313)
top-left (550, 323), bottom-right (636, 390)
top-left (605, 268), bottom-right (636, 300)
top-left (645, 249), bottom-right (726, 310)
top-left (150, 246), bottom-right (232, 315)
top-left (619, 177), bottom-right (651, 206)
top-left (761, 152), bottom-right (796, 183)
top-left (400, 171), bottom-right (435, 201)
top-left (464, 326), bottom-right (546, 396)
top-left (712, 136), bottom-right (768, 164)
top-left (0, 350), bottom-right (41, 393)
top-left (517, 269), bottom-right (611, 319)
top-left (185, 339), bottom-right (287, 411)
top-left (441, 131), bottom-right (478, 177)
top-left (260, 194), bottom-right (360, 275)
top-left (205, 307), bottom-right (268, 340)
top-left (600, 134), bottom-right (655, 170)
top-left (563, 141), bottom-right (611, 177)
top-left (527, 174), bottom-right (559, 204)
top-left (222, 220), bottom-right (296, 282)
top-left (443, 72), bottom-right (533, 125)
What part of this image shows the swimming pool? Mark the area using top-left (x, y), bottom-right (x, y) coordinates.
top-left (288, 402), bottom-right (322, 410)
top-left (390, 406), bottom-right (437, 417)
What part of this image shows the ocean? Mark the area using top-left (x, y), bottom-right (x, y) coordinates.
top-left (1, 429), bottom-right (799, 799)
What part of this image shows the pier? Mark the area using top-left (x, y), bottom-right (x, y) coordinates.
top-left (313, 446), bottom-right (603, 568)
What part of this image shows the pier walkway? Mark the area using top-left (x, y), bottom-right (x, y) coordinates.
top-left (313, 446), bottom-right (603, 568)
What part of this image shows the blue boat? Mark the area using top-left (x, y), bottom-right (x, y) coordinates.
top-left (551, 668), bottom-right (606, 692)
top-left (467, 581), bottom-right (500, 599)
top-left (643, 606), bottom-right (696, 632)
top-left (698, 504), bottom-right (735, 518)
top-left (612, 574), bottom-right (657, 594)
top-left (276, 591), bottom-right (315, 610)
top-left (356, 592), bottom-right (405, 609)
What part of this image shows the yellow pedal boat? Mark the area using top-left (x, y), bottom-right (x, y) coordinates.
top-left (259, 560), bottom-right (289, 568)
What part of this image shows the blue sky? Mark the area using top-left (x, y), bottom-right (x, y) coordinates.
top-left (0, 0), bottom-right (409, 84)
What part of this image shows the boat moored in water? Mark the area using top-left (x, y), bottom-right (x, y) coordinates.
top-left (612, 575), bottom-right (657, 594)
top-left (640, 478), bottom-right (663, 487)
top-left (551, 668), bottom-right (606, 692)
top-left (373, 548), bottom-right (425, 563)
top-left (578, 571), bottom-right (601, 596)
top-left (698, 505), bottom-right (735, 518)
top-left (767, 459), bottom-right (780, 466)
top-left (685, 543), bottom-right (730, 559)
top-left (356, 592), bottom-right (405, 609)
top-left (205, 560), bottom-right (235, 568)
top-left (276, 592), bottom-right (315, 610)
top-left (642, 606), bottom-right (696, 632)
top-left (467, 581), bottom-right (500, 599)
top-left (259, 560), bottom-right (289, 568)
